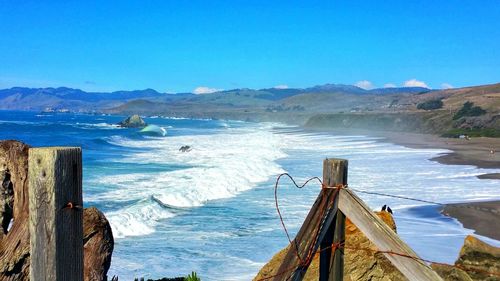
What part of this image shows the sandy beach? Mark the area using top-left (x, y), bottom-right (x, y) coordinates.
top-left (375, 132), bottom-right (500, 242)
top-left (317, 129), bottom-right (500, 179)
top-left (442, 201), bottom-right (500, 240)
top-left (380, 132), bottom-right (500, 174)
top-left (365, 131), bottom-right (500, 241)
top-left (306, 128), bottom-right (500, 241)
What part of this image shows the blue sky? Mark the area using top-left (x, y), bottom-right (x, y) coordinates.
top-left (1, 1), bottom-right (499, 93)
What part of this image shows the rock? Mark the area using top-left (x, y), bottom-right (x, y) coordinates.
top-left (179, 145), bottom-right (192, 152)
top-left (118, 114), bottom-right (147, 128)
top-left (0, 140), bottom-right (31, 280)
top-left (343, 212), bottom-right (404, 281)
top-left (431, 263), bottom-right (473, 281)
top-left (255, 208), bottom-right (500, 281)
top-left (83, 207), bottom-right (114, 281)
top-left (254, 211), bottom-right (406, 281)
top-left (0, 140), bottom-right (114, 281)
top-left (455, 235), bottom-right (500, 281)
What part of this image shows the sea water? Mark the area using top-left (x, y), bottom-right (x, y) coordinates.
top-left (1, 110), bottom-right (499, 280)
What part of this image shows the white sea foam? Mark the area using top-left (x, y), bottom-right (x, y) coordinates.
top-left (104, 124), bottom-right (500, 279)
top-left (75, 122), bottom-right (123, 129)
top-left (99, 124), bottom-right (287, 238)
top-left (106, 199), bottom-right (176, 237)
top-left (96, 122), bottom-right (500, 241)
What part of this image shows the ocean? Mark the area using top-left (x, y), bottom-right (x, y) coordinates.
top-left (1, 110), bottom-right (499, 280)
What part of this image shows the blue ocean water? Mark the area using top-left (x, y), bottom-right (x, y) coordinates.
top-left (1, 110), bottom-right (499, 280)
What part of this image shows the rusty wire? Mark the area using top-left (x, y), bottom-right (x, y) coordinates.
top-left (258, 173), bottom-right (500, 281)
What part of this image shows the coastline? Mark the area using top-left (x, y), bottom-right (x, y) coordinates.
top-left (302, 127), bottom-right (500, 179)
top-left (375, 131), bottom-right (500, 174)
top-left (344, 129), bottom-right (500, 242)
top-left (363, 131), bottom-right (500, 241)
top-left (300, 126), bottom-right (500, 242)
top-left (441, 200), bottom-right (500, 241)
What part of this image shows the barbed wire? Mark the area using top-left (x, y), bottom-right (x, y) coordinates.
top-left (256, 173), bottom-right (500, 281)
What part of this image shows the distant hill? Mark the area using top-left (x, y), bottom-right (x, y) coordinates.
top-left (304, 83), bottom-right (500, 137)
top-left (105, 84), bottom-right (435, 116)
top-left (0, 84), bottom-right (428, 112)
top-left (0, 87), bottom-right (190, 111)
top-left (1, 82), bottom-right (498, 136)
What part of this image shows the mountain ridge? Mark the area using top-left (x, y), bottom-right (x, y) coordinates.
top-left (0, 83), bottom-right (433, 111)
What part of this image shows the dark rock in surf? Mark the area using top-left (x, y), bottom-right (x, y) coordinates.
top-left (118, 114), bottom-right (147, 128)
top-left (179, 145), bottom-right (192, 152)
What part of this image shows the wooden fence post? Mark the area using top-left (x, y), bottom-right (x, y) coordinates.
top-left (320, 158), bottom-right (347, 281)
top-left (338, 188), bottom-right (443, 281)
top-left (28, 147), bottom-right (83, 281)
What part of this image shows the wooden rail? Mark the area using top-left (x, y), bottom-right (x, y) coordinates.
top-left (272, 158), bottom-right (443, 281)
top-left (28, 147), bottom-right (83, 281)
top-left (23, 147), bottom-right (443, 281)
top-left (338, 188), bottom-right (443, 281)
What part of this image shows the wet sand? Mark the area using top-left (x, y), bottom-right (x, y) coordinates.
top-left (319, 129), bottom-right (500, 179)
top-left (304, 128), bottom-right (499, 174)
top-left (305, 128), bottom-right (500, 240)
top-left (378, 133), bottom-right (500, 241)
top-left (441, 201), bottom-right (500, 241)
top-left (379, 132), bottom-right (500, 173)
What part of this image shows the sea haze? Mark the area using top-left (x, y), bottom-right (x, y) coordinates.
top-left (1, 110), bottom-right (499, 280)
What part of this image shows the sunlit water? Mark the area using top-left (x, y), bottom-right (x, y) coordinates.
top-left (1, 111), bottom-right (499, 280)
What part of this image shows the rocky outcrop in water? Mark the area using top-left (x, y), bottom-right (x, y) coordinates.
top-left (118, 114), bottom-right (147, 128)
top-left (0, 140), bottom-right (114, 281)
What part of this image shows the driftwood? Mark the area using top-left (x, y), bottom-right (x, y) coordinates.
top-left (0, 140), bottom-right (114, 281)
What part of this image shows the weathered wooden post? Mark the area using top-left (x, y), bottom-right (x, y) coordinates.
top-left (338, 188), bottom-right (444, 280)
top-left (28, 147), bottom-right (83, 281)
top-left (320, 158), bottom-right (347, 281)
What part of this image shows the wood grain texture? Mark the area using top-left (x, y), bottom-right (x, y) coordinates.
top-left (338, 188), bottom-right (443, 281)
top-left (268, 159), bottom-right (348, 281)
top-left (271, 186), bottom-right (339, 280)
top-left (321, 158), bottom-right (347, 281)
top-left (28, 147), bottom-right (83, 281)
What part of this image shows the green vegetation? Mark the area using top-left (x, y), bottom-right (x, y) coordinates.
top-left (185, 272), bottom-right (201, 281)
top-left (441, 128), bottom-right (500, 138)
top-left (131, 272), bottom-right (201, 281)
top-left (134, 277), bottom-right (187, 281)
top-left (417, 99), bottom-right (443, 110)
top-left (265, 104), bottom-right (305, 112)
top-left (453, 101), bottom-right (486, 120)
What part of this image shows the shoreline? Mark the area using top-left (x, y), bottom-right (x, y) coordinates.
top-left (301, 127), bottom-right (500, 241)
top-left (375, 131), bottom-right (500, 174)
top-left (302, 127), bottom-right (500, 179)
top-left (353, 130), bottom-right (500, 242)
top-left (441, 200), bottom-right (500, 241)
top-left (368, 131), bottom-right (500, 241)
